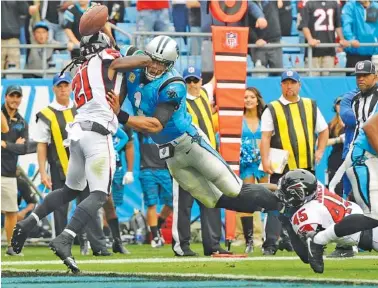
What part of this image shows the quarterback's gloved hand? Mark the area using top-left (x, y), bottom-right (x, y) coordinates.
top-left (122, 171), bottom-right (134, 185)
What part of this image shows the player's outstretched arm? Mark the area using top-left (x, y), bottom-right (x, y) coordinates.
top-left (363, 113), bottom-right (378, 153)
top-left (109, 55), bottom-right (152, 73)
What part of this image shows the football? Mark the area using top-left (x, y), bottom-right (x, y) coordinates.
top-left (79, 4), bottom-right (108, 36)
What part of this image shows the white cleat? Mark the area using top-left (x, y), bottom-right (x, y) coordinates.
top-left (151, 237), bottom-right (164, 248)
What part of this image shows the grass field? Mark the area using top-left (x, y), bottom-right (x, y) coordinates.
top-left (2, 243), bottom-right (378, 286)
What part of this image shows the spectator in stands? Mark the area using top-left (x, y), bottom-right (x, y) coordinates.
top-left (299, 0), bottom-right (348, 76)
top-left (39, 1), bottom-right (72, 44)
top-left (342, 0), bottom-right (378, 75)
top-left (25, 21), bottom-right (74, 78)
top-left (172, 0), bottom-right (189, 45)
top-left (1, 86), bottom-right (29, 256)
top-left (239, 87), bottom-right (267, 254)
top-left (1, 1), bottom-right (38, 70)
top-left (136, 0), bottom-right (174, 47)
top-left (249, 0), bottom-right (283, 76)
top-left (63, 0), bottom-right (90, 58)
top-left (200, 1), bottom-right (267, 79)
top-left (186, 0), bottom-right (201, 55)
top-left (278, 0), bottom-right (293, 37)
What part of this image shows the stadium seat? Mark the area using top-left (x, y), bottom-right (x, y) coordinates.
top-left (291, 53), bottom-right (305, 68)
top-left (336, 52), bottom-right (346, 68)
top-left (281, 36), bottom-right (301, 54)
top-left (291, 20), bottom-right (299, 36)
top-left (282, 54), bottom-right (293, 69)
top-left (20, 54), bottom-right (26, 69)
top-left (124, 7), bottom-right (137, 23)
top-left (175, 55), bottom-right (201, 73)
top-left (247, 54), bottom-right (254, 69)
top-left (115, 23), bottom-right (136, 45)
top-left (174, 37), bottom-right (188, 55)
top-left (52, 53), bottom-right (71, 70)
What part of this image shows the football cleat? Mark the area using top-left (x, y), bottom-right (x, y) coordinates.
top-left (11, 217), bottom-right (36, 254)
top-left (151, 237), bottom-right (164, 248)
top-left (306, 235), bottom-right (325, 274)
top-left (49, 234), bottom-right (80, 274)
top-left (112, 238), bottom-right (130, 254)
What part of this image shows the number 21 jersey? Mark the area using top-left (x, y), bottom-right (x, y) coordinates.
top-left (72, 49), bottom-right (122, 134)
top-left (299, 0), bottom-right (341, 57)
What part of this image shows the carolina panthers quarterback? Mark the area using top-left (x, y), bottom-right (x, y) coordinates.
top-left (107, 35), bottom-right (283, 214)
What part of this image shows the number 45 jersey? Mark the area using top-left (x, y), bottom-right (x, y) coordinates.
top-left (72, 48), bottom-right (123, 135)
top-left (291, 182), bottom-right (363, 247)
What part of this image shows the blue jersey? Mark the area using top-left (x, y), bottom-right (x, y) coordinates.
top-left (125, 68), bottom-right (194, 144)
top-left (354, 105), bottom-right (378, 156)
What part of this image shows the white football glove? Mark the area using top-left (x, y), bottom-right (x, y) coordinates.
top-left (122, 171), bottom-right (134, 185)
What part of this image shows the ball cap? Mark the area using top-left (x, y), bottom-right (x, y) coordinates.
top-left (53, 72), bottom-right (72, 86)
top-left (183, 66), bottom-right (202, 80)
top-left (355, 60), bottom-right (376, 75)
top-left (281, 70), bottom-right (300, 82)
top-left (5, 85), bottom-right (23, 96)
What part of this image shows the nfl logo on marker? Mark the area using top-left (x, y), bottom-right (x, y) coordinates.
top-left (225, 32), bottom-right (238, 48)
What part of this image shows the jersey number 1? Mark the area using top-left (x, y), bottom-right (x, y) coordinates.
top-left (72, 62), bottom-right (93, 109)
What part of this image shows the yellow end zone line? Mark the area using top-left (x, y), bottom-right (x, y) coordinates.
top-left (2, 255), bottom-right (378, 266)
top-left (3, 268), bottom-right (378, 285)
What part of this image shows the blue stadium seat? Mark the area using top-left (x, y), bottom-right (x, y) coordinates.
top-left (281, 36), bottom-right (301, 54)
top-left (336, 52), bottom-right (346, 68)
top-left (282, 54), bottom-right (293, 69)
top-left (20, 54), bottom-right (26, 69)
top-left (174, 55), bottom-right (201, 73)
top-left (115, 23), bottom-right (136, 45)
top-left (291, 20), bottom-right (299, 36)
top-left (53, 53), bottom-right (71, 70)
top-left (291, 53), bottom-right (305, 68)
top-left (247, 54), bottom-right (254, 69)
top-left (124, 7), bottom-right (137, 23)
top-left (174, 37), bottom-right (188, 55)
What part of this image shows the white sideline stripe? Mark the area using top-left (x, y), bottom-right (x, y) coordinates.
top-left (221, 138), bottom-right (241, 144)
top-left (4, 268), bottom-right (378, 285)
top-left (215, 55), bottom-right (247, 62)
top-left (3, 255), bottom-right (378, 266)
top-left (218, 110), bottom-right (244, 116)
top-left (217, 83), bottom-right (245, 89)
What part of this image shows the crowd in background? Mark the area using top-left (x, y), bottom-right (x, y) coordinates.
top-left (2, 0), bottom-right (378, 76)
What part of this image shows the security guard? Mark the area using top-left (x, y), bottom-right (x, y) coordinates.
top-left (172, 66), bottom-right (230, 256)
top-left (260, 70), bottom-right (329, 255)
top-left (33, 72), bottom-right (110, 255)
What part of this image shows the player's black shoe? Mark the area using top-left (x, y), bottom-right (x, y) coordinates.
top-left (112, 238), bottom-right (130, 254)
top-left (49, 233), bottom-right (80, 274)
top-left (306, 236), bottom-right (325, 274)
top-left (11, 217), bottom-right (37, 254)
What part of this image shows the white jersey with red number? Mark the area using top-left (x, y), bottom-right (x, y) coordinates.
top-left (72, 48), bottom-right (123, 134)
top-left (291, 182), bottom-right (363, 246)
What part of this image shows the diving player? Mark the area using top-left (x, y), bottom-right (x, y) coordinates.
top-left (106, 35), bottom-right (283, 215)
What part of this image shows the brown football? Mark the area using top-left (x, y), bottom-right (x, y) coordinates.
top-left (79, 5), bottom-right (108, 36)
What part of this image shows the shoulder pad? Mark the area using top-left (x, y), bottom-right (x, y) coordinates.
top-left (159, 79), bottom-right (186, 103)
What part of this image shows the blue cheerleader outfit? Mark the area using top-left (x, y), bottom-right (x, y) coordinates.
top-left (240, 118), bottom-right (266, 180)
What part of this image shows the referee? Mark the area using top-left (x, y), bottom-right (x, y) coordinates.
top-left (172, 67), bottom-right (230, 256)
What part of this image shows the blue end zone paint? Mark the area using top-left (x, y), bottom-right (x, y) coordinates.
top-left (2, 276), bottom-right (377, 288)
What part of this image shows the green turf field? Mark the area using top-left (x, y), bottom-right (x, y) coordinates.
top-left (2, 243), bottom-right (378, 284)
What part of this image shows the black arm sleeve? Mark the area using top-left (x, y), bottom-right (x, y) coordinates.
top-left (279, 215), bottom-right (309, 264)
top-left (153, 102), bottom-right (177, 128)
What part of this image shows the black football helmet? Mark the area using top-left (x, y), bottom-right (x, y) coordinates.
top-left (276, 169), bottom-right (318, 208)
top-left (80, 32), bottom-right (112, 58)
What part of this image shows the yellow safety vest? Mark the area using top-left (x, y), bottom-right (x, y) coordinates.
top-left (268, 98), bottom-right (316, 171)
top-left (37, 106), bottom-right (76, 178)
top-left (186, 88), bottom-right (217, 149)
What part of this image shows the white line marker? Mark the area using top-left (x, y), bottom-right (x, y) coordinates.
top-left (3, 255), bottom-right (378, 266)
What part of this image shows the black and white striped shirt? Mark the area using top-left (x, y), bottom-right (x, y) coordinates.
top-left (352, 85), bottom-right (378, 142)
